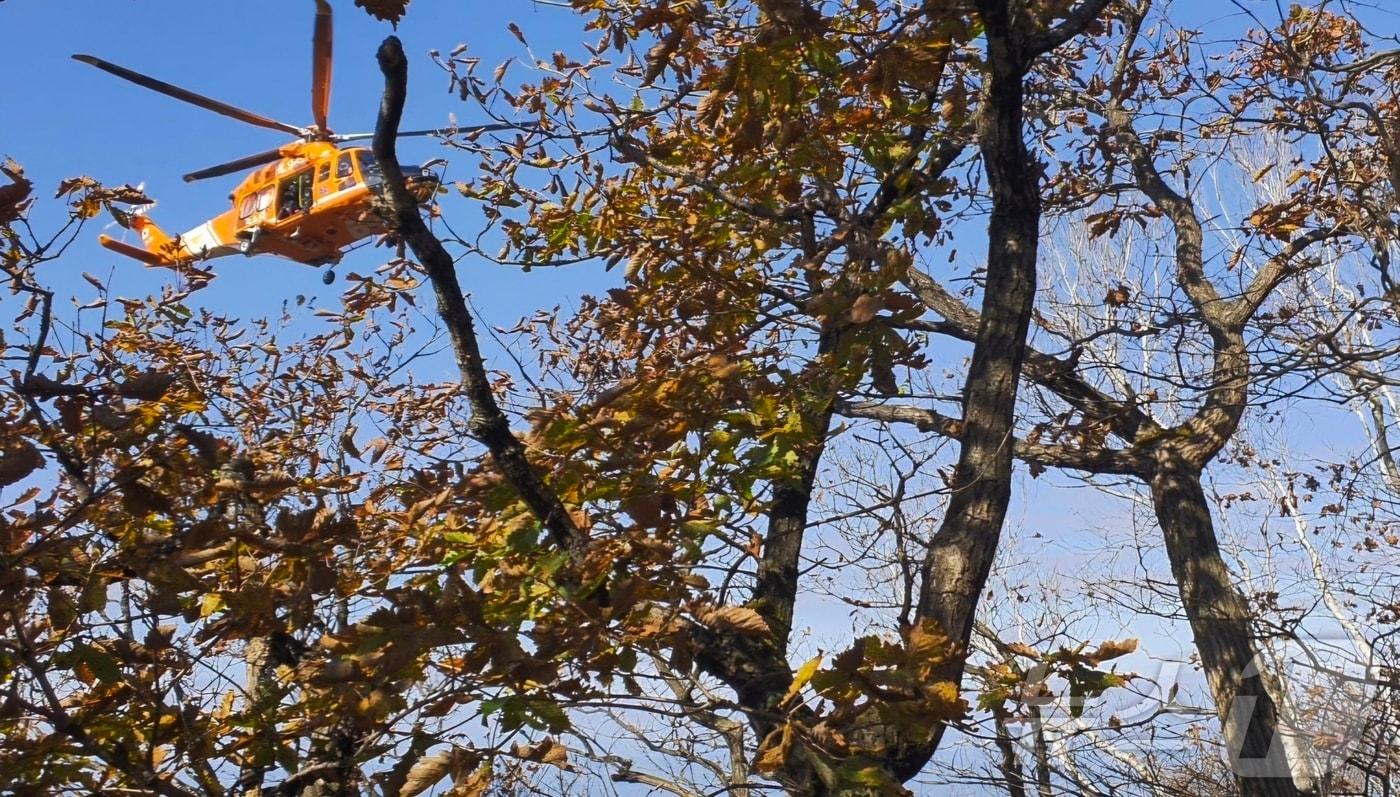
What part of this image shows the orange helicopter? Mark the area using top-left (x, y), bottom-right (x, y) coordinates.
top-left (75, 0), bottom-right (515, 277)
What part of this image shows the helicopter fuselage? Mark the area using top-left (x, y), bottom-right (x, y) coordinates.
top-left (100, 142), bottom-right (438, 268)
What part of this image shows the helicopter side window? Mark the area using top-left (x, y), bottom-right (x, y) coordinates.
top-left (336, 153), bottom-right (354, 181)
top-left (255, 186), bottom-right (274, 215)
top-left (278, 171), bottom-right (314, 218)
top-left (238, 194), bottom-right (257, 220)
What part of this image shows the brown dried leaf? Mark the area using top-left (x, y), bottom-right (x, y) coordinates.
top-left (355, 0), bottom-right (410, 24)
top-left (0, 439), bottom-right (42, 488)
top-left (400, 751), bottom-right (454, 797)
top-left (513, 737), bottom-right (568, 767)
top-left (703, 605), bottom-right (770, 636)
top-left (753, 723), bottom-right (792, 775)
top-left (1004, 641), bottom-right (1041, 660)
top-left (446, 763), bottom-right (493, 797)
top-left (0, 158), bottom-right (34, 225)
top-left (115, 371), bottom-right (175, 401)
top-left (1086, 638), bottom-right (1138, 665)
top-left (849, 294), bottom-right (881, 324)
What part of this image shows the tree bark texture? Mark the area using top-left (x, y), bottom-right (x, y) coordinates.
top-left (911, 0), bottom-right (1042, 744)
top-left (1149, 450), bottom-right (1315, 797)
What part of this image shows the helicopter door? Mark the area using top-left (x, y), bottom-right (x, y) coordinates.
top-left (277, 170), bottom-right (314, 219)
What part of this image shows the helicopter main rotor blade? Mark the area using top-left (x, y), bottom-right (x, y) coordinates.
top-left (311, 0), bottom-right (333, 135)
top-left (332, 123), bottom-right (531, 142)
top-left (183, 147), bottom-right (285, 183)
top-left (73, 54), bottom-right (305, 137)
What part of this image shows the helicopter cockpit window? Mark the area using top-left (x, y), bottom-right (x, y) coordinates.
top-left (358, 151), bottom-right (382, 185)
top-left (336, 153), bottom-right (354, 180)
top-left (238, 194), bottom-right (257, 220)
top-left (255, 187), bottom-right (274, 214)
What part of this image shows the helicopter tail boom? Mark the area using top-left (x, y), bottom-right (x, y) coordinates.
top-left (98, 234), bottom-right (170, 266)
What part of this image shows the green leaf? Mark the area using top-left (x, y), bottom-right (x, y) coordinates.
top-left (74, 643), bottom-right (121, 685)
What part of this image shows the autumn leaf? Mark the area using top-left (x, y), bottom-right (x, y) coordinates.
top-left (448, 763), bottom-right (493, 797)
top-left (513, 737), bottom-right (569, 767)
top-left (1004, 641), bottom-right (1041, 660)
top-left (0, 439), bottom-right (42, 488)
top-left (753, 723), bottom-right (793, 775)
top-left (0, 158), bottom-right (33, 225)
top-left (1104, 284), bottom-right (1131, 307)
top-left (781, 654), bottom-right (823, 706)
top-left (1086, 638), bottom-right (1138, 665)
top-left (355, 0), bottom-right (410, 24)
top-left (115, 370), bottom-right (175, 401)
top-left (702, 605), bottom-right (770, 636)
top-left (400, 751), bottom-right (454, 797)
top-left (906, 619), bottom-right (953, 668)
top-left (850, 294), bottom-right (881, 324)
top-left (922, 680), bottom-right (969, 719)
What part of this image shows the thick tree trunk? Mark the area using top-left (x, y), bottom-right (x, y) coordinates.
top-left (1148, 450), bottom-right (1315, 797)
top-left (908, 0), bottom-right (1041, 759)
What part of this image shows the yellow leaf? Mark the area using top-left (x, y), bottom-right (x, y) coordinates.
top-left (199, 593), bottom-right (225, 618)
top-left (924, 680), bottom-right (968, 718)
top-left (215, 691), bottom-right (237, 720)
top-left (782, 654), bottom-right (823, 706)
top-left (906, 619), bottom-right (952, 665)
